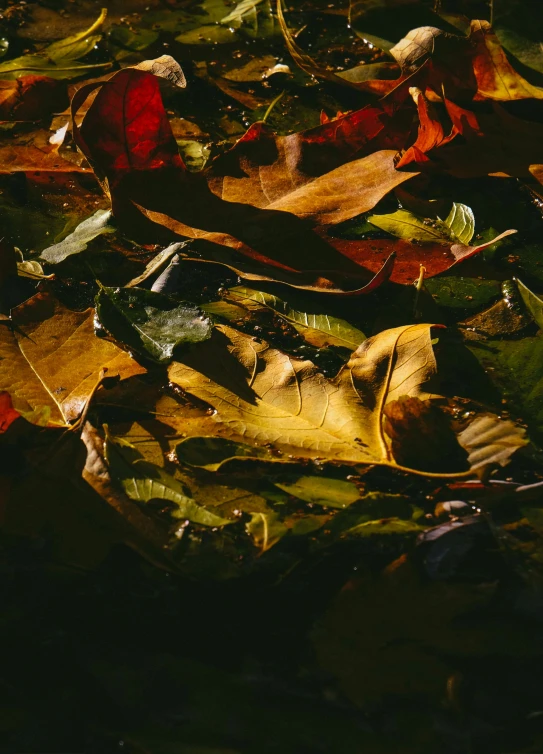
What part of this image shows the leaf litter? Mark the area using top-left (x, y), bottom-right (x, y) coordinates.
top-left (2, 1), bottom-right (543, 752)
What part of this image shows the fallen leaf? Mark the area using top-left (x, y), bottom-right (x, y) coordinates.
top-left (277, 0), bottom-right (399, 95)
top-left (470, 20), bottom-right (543, 101)
top-left (383, 395), bottom-right (469, 472)
top-left (223, 55), bottom-right (282, 82)
top-left (40, 209), bottom-right (115, 263)
top-left (95, 286), bottom-right (213, 364)
top-left (516, 278), bottom-right (543, 330)
top-left (275, 476), bottom-right (361, 509)
top-left (368, 207), bottom-right (451, 243)
top-left (0, 75), bottom-right (68, 120)
top-left (0, 392), bottom-right (21, 433)
top-left (326, 228), bottom-right (516, 286)
top-left (0, 9), bottom-right (112, 79)
top-left (0, 129), bottom-right (89, 174)
top-left (457, 413), bottom-right (528, 471)
top-left (0, 291), bottom-right (145, 426)
top-left (176, 436), bottom-right (281, 471)
top-left (219, 286), bottom-right (366, 349)
top-left (104, 430), bottom-right (232, 527)
top-left (492, 0), bottom-right (543, 75)
top-left (395, 86), bottom-right (457, 168)
top-left (74, 61), bottom-right (186, 191)
top-left (167, 323), bottom-right (470, 475)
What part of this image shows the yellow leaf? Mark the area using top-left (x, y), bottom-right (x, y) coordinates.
top-left (0, 292), bottom-right (145, 426)
top-left (168, 323), bottom-right (448, 473)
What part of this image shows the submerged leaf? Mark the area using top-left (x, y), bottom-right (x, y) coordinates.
top-left (105, 431), bottom-right (231, 527)
top-left (40, 209), bottom-right (115, 264)
top-left (96, 286), bottom-right (213, 364)
top-left (275, 476), bottom-right (361, 509)
top-left (0, 9), bottom-right (111, 79)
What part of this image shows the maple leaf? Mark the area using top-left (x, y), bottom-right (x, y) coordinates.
top-left (167, 322), bottom-right (468, 475)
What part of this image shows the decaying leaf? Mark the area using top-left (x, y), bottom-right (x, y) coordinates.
top-left (457, 413), bottom-right (528, 471)
top-left (40, 209), bottom-right (115, 264)
top-left (0, 292), bottom-right (145, 426)
top-left (95, 286), bottom-right (213, 364)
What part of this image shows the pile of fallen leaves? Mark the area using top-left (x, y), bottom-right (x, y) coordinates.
top-left (2, 1), bottom-right (543, 751)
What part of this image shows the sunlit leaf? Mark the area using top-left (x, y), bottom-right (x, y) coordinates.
top-left (442, 202), bottom-right (475, 245)
top-left (368, 208), bottom-right (451, 243)
top-left (0, 292), bottom-right (145, 426)
top-left (221, 286), bottom-right (366, 349)
top-left (168, 323), bottom-right (468, 474)
top-left (457, 413), bottom-right (528, 471)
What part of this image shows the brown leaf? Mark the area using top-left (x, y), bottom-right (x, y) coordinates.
top-left (0, 75), bottom-right (68, 121)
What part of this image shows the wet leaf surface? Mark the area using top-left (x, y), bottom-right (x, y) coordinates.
top-left (3, 2), bottom-right (543, 752)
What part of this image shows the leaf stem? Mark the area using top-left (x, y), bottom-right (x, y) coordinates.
top-left (262, 89), bottom-right (285, 123)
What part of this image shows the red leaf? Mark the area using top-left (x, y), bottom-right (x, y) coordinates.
top-left (396, 88), bottom-right (457, 169)
top-left (0, 392), bottom-right (21, 433)
top-left (76, 68), bottom-right (185, 192)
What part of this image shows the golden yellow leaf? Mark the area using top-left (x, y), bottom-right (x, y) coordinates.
top-left (0, 292), bottom-right (145, 426)
top-left (168, 323), bottom-right (444, 472)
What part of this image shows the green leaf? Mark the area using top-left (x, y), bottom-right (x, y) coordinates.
top-left (217, 286), bottom-right (366, 350)
top-left (425, 277), bottom-right (501, 310)
top-left (442, 202), bottom-right (475, 245)
top-left (275, 476), bottom-right (361, 509)
top-left (0, 9), bottom-right (111, 79)
top-left (40, 210), bottom-right (115, 264)
top-left (493, 0), bottom-right (543, 74)
top-left (96, 286), bottom-right (212, 364)
top-left (467, 334), bottom-right (543, 442)
top-left (176, 436), bottom-right (281, 471)
top-left (516, 278), bottom-right (543, 330)
top-left (367, 208), bottom-right (450, 243)
top-left (246, 510), bottom-right (289, 551)
top-left (105, 431), bottom-right (231, 527)
top-left (368, 202), bottom-right (475, 245)
top-left (176, 140), bottom-right (211, 172)
top-left (175, 0), bottom-right (275, 44)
